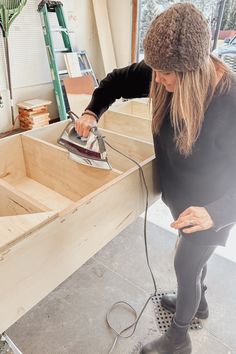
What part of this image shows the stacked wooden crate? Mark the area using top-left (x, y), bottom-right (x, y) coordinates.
top-left (17, 99), bottom-right (52, 130)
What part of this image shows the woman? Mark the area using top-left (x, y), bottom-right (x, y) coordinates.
top-left (76, 3), bottom-right (236, 354)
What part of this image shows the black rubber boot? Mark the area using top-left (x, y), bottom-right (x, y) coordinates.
top-left (161, 285), bottom-right (209, 319)
top-left (139, 318), bottom-right (192, 354)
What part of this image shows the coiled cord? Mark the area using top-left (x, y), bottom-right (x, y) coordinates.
top-left (104, 140), bottom-right (158, 354)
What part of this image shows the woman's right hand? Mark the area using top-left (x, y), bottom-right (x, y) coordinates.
top-left (75, 114), bottom-right (97, 138)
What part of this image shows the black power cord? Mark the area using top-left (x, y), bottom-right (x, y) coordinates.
top-left (104, 140), bottom-right (158, 354)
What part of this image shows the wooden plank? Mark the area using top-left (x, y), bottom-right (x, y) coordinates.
top-left (0, 179), bottom-right (49, 216)
top-left (63, 76), bottom-right (94, 95)
top-left (100, 111), bottom-right (153, 143)
top-left (102, 128), bottom-right (154, 172)
top-left (24, 121), bottom-right (154, 172)
top-left (0, 212), bottom-right (57, 253)
top-left (110, 100), bottom-right (151, 119)
top-left (92, 0), bottom-right (117, 74)
top-left (131, 0), bottom-right (139, 63)
top-left (64, 94), bottom-right (92, 117)
top-left (20, 135), bottom-right (120, 202)
top-left (14, 177), bottom-right (75, 212)
top-left (23, 120), bottom-right (68, 146)
top-left (0, 157), bottom-right (160, 333)
top-left (0, 135), bottom-right (26, 183)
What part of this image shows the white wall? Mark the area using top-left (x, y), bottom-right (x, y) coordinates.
top-left (0, 0), bottom-right (132, 133)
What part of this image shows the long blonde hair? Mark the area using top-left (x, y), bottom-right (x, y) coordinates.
top-left (151, 54), bottom-right (232, 156)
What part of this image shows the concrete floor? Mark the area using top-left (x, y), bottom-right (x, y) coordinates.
top-left (5, 200), bottom-right (236, 354)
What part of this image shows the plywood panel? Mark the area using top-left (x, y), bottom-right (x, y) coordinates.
top-left (14, 177), bottom-right (74, 212)
top-left (0, 212), bottom-right (57, 253)
top-left (100, 111), bottom-right (153, 143)
top-left (103, 129), bottom-right (154, 172)
top-left (0, 179), bottom-right (49, 216)
top-left (92, 0), bottom-right (117, 74)
top-left (21, 136), bottom-right (119, 201)
top-left (0, 136), bottom-right (26, 183)
top-left (24, 121), bottom-right (154, 172)
top-left (24, 120), bottom-right (68, 145)
top-left (63, 76), bottom-right (94, 95)
top-left (111, 100), bottom-right (151, 119)
top-left (65, 94), bottom-right (92, 117)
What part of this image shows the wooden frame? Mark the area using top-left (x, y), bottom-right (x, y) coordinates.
top-left (0, 99), bottom-right (159, 333)
top-left (132, 0), bottom-right (139, 63)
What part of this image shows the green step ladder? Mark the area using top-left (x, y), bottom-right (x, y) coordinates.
top-left (38, 0), bottom-right (97, 121)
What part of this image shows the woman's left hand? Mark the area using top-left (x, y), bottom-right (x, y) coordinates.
top-left (171, 206), bottom-right (214, 233)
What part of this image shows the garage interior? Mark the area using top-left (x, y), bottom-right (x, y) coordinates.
top-left (0, 1), bottom-right (236, 354)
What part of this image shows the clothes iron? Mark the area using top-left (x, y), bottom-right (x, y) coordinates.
top-left (57, 111), bottom-right (111, 170)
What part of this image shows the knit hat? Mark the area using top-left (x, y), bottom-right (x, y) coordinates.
top-left (143, 3), bottom-right (211, 72)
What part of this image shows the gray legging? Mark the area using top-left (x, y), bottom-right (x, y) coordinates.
top-left (174, 235), bottom-right (216, 325)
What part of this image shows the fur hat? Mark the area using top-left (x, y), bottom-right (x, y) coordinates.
top-left (143, 3), bottom-right (211, 72)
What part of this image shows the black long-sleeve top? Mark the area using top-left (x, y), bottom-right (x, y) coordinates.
top-left (86, 61), bottom-right (236, 246)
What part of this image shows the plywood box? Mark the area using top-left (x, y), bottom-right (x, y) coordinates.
top-left (110, 99), bottom-right (151, 119)
top-left (0, 100), bottom-right (160, 333)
